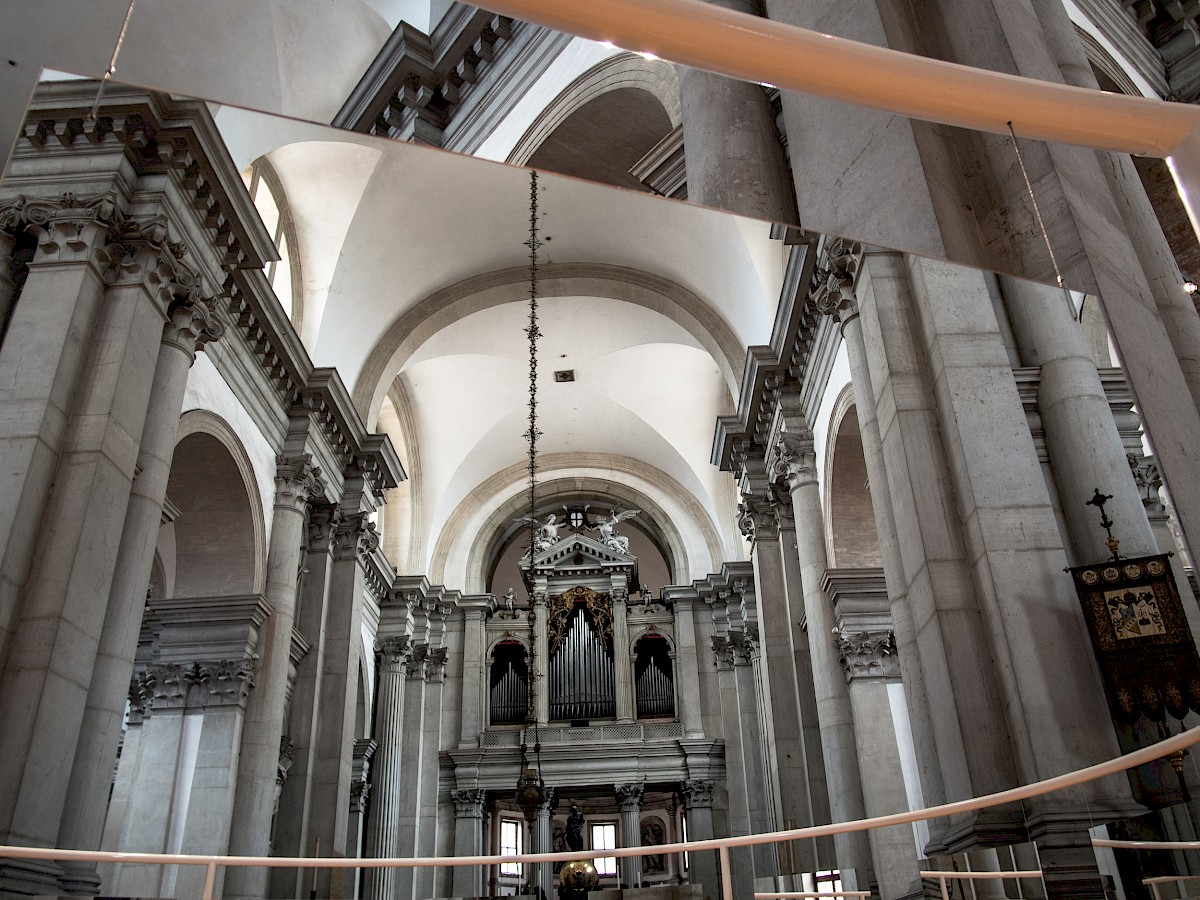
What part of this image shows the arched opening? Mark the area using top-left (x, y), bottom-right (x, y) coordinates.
top-left (633, 634), bottom-right (675, 719)
top-left (827, 405), bottom-right (882, 569)
top-left (489, 640), bottom-right (529, 727)
top-left (525, 88), bottom-right (673, 193)
top-left (165, 431), bottom-right (258, 597)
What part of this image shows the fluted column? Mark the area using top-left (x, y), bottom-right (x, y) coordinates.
top-left (613, 584), bottom-right (634, 722)
top-left (772, 432), bottom-right (873, 879)
top-left (534, 789), bottom-right (556, 899)
top-left (681, 779), bottom-right (719, 900)
top-left (616, 783), bottom-right (644, 888)
top-left (365, 637), bottom-right (410, 900)
top-left (226, 453), bottom-right (324, 899)
top-left (451, 790), bottom-right (486, 897)
top-left (59, 286), bottom-right (224, 893)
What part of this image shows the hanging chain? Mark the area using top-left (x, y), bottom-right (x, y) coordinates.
top-left (522, 170), bottom-right (544, 771)
top-left (90, 0), bottom-right (138, 120)
top-left (1007, 122), bottom-right (1079, 321)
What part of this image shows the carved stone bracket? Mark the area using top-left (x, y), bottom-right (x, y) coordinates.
top-left (452, 788), bottom-right (488, 819)
top-left (616, 782), bottom-right (645, 813)
top-left (680, 779), bottom-right (715, 809)
top-left (836, 630), bottom-right (900, 682)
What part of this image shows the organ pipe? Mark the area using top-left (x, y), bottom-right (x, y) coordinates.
top-left (549, 604), bottom-right (615, 720)
top-left (635, 638), bottom-right (675, 718)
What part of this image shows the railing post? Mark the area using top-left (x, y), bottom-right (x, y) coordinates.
top-left (201, 859), bottom-right (218, 900)
top-left (720, 845), bottom-right (733, 900)
top-left (939, 875), bottom-right (951, 900)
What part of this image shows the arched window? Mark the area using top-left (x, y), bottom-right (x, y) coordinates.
top-left (633, 634), bottom-right (674, 718)
top-left (489, 641), bottom-right (528, 726)
top-left (242, 160), bottom-right (301, 324)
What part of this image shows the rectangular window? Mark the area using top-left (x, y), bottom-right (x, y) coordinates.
top-left (500, 819), bottom-right (523, 877)
top-left (591, 822), bottom-right (617, 876)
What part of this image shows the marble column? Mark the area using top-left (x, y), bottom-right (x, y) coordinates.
top-left (365, 636), bottom-right (410, 900)
top-left (616, 782), bottom-right (644, 888)
top-left (0, 213), bottom-right (188, 894)
top-left (415, 640), bottom-right (448, 900)
top-left (613, 584), bottom-right (635, 722)
top-left (671, 598), bottom-right (705, 738)
top-left (776, 517), bottom-right (833, 871)
top-left (681, 779), bottom-right (719, 900)
top-left (534, 789), bottom-right (557, 899)
top-left (270, 501), bottom-right (338, 898)
top-left (678, 0), bottom-right (795, 222)
top-left (348, 738), bottom-right (377, 900)
top-left (307, 510), bottom-right (378, 897)
top-left (59, 287), bottom-right (224, 893)
top-left (771, 433), bottom-right (873, 878)
top-left (451, 789), bottom-right (486, 897)
top-left (394, 641), bottom-right (429, 900)
top-left (0, 227), bottom-right (16, 337)
top-left (0, 194), bottom-right (115, 684)
top-left (827, 571), bottom-right (921, 900)
top-left (225, 453), bottom-right (324, 899)
top-left (459, 600), bottom-right (491, 746)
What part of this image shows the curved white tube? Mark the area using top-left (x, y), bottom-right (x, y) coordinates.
top-left (476, 0), bottom-right (1200, 158)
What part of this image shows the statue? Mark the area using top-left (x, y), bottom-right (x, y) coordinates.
top-left (503, 588), bottom-right (516, 618)
top-left (566, 803), bottom-right (585, 852)
top-left (515, 512), bottom-right (561, 553)
top-left (590, 509), bottom-right (639, 554)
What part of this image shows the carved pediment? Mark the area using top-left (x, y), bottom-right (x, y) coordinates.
top-left (532, 533), bottom-right (635, 570)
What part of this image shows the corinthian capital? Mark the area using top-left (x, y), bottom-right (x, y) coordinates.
top-left (812, 238), bottom-right (863, 323)
top-left (771, 430), bottom-right (817, 491)
top-left (375, 635), bottom-right (411, 673)
top-left (100, 215), bottom-right (191, 298)
top-left (333, 512), bottom-right (381, 562)
top-left (836, 630), bottom-right (900, 682)
top-left (163, 283), bottom-right (225, 357)
top-left (736, 492), bottom-right (779, 542)
top-left (10, 191), bottom-right (122, 265)
top-left (274, 453), bottom-right (324, 511)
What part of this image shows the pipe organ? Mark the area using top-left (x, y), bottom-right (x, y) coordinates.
top-left (634, 636), bottom-right (675, 718)
top-left (549, 603), bottom-right (616, 720)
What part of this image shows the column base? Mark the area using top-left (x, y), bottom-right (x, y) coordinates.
top-left (57, 861), bottom-right (102, 896)
top-left (0, 858), bottom-right (65, 896)
top-left (923, 806), bottom-right (1028, 855)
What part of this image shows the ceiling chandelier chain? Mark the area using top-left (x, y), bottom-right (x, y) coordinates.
top-left (90, 0), bottom-right (138, 121)
top-left (516, 169), bottom-right (547, 829)
top-left (1007, 121), bottom-right (1080, 322)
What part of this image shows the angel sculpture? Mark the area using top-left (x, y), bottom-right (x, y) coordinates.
top-left (514, 512), bottom-right (561, 553)
top-left (591, 509), bottom-right (639, 554)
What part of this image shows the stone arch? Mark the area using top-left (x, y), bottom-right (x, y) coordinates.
top-left (486, 632), bottom-right (530, 658)
top-left (507, 52), bottom-right (682, 168)
top-left (170, 410), bottom-right (267, 595)
top-left (353, 262), bottom-right (743, 427)
top-left (823, 386), bottom-right (881, 569)
top-left (629, 628), bottom-right (675, 658)
top-left (428, 453), bottom-right (727, 591)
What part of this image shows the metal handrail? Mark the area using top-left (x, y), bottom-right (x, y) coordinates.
top-left (1, 727), bottom-right (1197, 900)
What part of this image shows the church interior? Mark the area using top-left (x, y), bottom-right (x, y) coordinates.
top-left (4, 2), bottom-right (1200, 900)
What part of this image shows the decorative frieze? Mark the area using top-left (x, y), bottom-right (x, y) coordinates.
top-left (836, 630), bottom-right (900, 682)
top-left (135, 659), bottom-right (257, 712)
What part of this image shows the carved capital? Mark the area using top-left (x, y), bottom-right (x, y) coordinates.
top-left (836, 630), bottom-right (900, 682)
top-left (274, 453), bottom-right (324, 511)
top-left (737, 493), bottom-right (779, 543)
top-left (307, 501), bottom-right (341, 551)
top-left (680, 779), bottom-right (715, 809)
top-left (405, 643), bottom-right (430, 679)
top-left (425, 646), bottom-right (449, 683)
top-left (333, 512), bottom-right (381, 562)
top-left (812, 238), bottom-right (863, 323)
top-left (162, 284), bottom-right (224, 356)
top-left (194, 659), bottom-right (258, 707)
top-left (99, 215), bottom-right (191, 298)
top-left (140, 659), bottom-right (256, 711)
top-left (771, 430), bottom-right (818, 492)
top-left (710, 635), bottom-right (736, 671)
top-left (616, 782), bottom-right (645, 813)
top-left (375, 635), bottom-right (411, 674)
top-left (1128, 453), bottom-right (1166, 516)
top-left (277, 736), bottom-right (296, 787)
top-left (11, 191), bottom-right (122, 266)
top-left (452, 788), bottom-right (487, 818)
